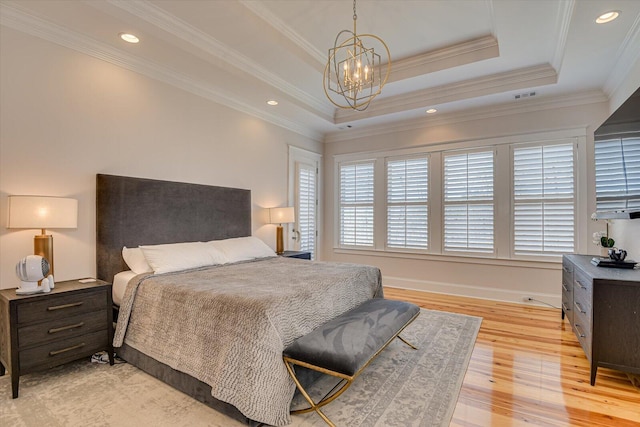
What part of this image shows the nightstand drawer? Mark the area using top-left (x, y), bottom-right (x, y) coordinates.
top-left (18, 310), bottom-right (109, 348)
top-left (17, 289), bottom-right (108, 324)
top-left (19, 329), bottom-right (108, 372)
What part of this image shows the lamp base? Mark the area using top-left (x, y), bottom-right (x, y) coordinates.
top-left (276, 225), bottom-right (284, 255)
top-left (34, 233), bottom-right (54, 276)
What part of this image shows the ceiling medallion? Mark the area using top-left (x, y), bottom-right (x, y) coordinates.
top-left (323, 0), bottom-right (391, 111)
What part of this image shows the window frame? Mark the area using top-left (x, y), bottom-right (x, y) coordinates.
top-left (510, 140), bottom-right (577, 259)
top-left (384, 154), bottom-right (430, 252)
top-left (442, 148), bottom-right (496, 257)
top-left (333, 128), bottom-right (587, 262)
top-left (337, 159), bottom-right (376, 248)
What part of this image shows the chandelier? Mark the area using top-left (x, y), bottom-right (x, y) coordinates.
top-left (323, 0), bottom-right (391, 111)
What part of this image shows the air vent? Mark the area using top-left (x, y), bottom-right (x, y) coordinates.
top-left (515, 91), bottom-right (536, 100)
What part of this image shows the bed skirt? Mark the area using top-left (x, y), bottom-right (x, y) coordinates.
top-left (116, 344), bottom-right (258, 426)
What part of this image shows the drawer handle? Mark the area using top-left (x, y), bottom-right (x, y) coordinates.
top-left (574, 280), bottom-right (585, 290)
top-left (562, 284), bottom-right (570, 292)
top-left (47, 302), bottom-right (84, 311)
top-left (49, 342), bottom-right (85, 356)
top-left (574, 324), bottom-right (586, 338)
top-left (562, 266), bottom-right (570, 273)
top-left (574, 301), bottom-right (587, 314)
top-left (48, 322), bottom-right (85, 334)
top-left (562, 303), bottom-right (571, 312)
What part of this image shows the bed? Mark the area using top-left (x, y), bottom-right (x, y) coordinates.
top-left (96, 174), bottom-right (383, 426)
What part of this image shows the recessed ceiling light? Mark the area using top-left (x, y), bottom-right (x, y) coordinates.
top-left (596, 11), bottom-right (620, 24)
top-left (426, 108), bottom-right (437, 114)
top-left (119, 33), bottom-right (140, 43)
top-left (266, 100), bottom-right (278, 106)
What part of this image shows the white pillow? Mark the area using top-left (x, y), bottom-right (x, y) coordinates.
top-left (122, 247), bottom-right (153, 274)
top-left (208, 236), bottom-right (276, 263)
top-left (140, 241), bottom-right (227, 274)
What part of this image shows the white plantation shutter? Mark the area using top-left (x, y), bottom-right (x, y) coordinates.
top-left (513, 143), bottom-right (575, 254)
top-left (595, 136), bottom-right (640, 211)
top-left (444, 151), bottom-right (494, 253)
top-left (297, 164), bottom-right (316, 258)
top-left (339, 162), bottom-right (374, 246)
top-left (387, 157), bottom-right (428, 249)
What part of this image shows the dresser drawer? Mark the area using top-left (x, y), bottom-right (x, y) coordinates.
top-left (572, 269), bottom-right (593, 309)
top-left (17, 289), bottom-right (108, 324)
top-left (562, 258), bottom-right (573, 287)
top-left (18, 310), bottom-right (108, 348)
top-left (573, 308), bottom-right (592, 358)
top-left (19, 329), bottom-right (108, 372)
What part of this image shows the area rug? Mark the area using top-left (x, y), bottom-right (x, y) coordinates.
top-left (0, 308), bottom-right (481, 427)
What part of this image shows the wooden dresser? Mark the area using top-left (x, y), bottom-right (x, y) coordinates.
top-left (0, 279), bottom-right (114, 398)
top-left (561, 254), bottom-right (640, 385)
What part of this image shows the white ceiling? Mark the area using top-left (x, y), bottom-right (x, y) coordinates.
top-left (1, 0), bottom-right (639, 142)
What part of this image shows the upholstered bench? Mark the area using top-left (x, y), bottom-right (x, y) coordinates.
top-left (282, 298), bottom-right (420, 426)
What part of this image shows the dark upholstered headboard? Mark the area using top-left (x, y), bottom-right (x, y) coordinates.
top-left (96, 174), bottom-right (251, 283)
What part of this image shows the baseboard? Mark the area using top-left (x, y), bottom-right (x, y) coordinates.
top-left (383, 276), bottom-right (561, 308)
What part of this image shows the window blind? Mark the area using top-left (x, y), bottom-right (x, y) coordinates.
top-left (339, 162), bottom-right (374, 246)
top-left (298, 164), bottom-right (316, 259)
top-left (386, 157), bottom-right (428, 249)
top-left (595, 136), bottom-right (640, 211)
top-left (443, 151), bottom-right (494, 253)
top-left (513, 143), bottom-right (575, 254)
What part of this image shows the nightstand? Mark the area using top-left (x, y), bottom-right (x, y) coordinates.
top-left (280, 250), bottom-right (312, 260)
top-left (0, 279), bottom-right (114, 398)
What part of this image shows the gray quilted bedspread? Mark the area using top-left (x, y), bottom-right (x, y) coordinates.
top-left (113, 257), bottom-right (382, 426)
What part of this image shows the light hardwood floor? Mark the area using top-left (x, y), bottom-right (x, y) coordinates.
top-left (384, 287), bottom-right (640, 427)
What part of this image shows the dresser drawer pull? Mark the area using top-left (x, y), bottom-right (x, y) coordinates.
top-left (562, 266), bottom-right (570, 273)
top-left (574, 301), bottom-right (587, 314)
top-left (49, 342), bottom-right (85, 356)
top-left (47, 302), bottom-right (84, 311)
top-left (574, 324), bottom-right (586, 338)
top-left (574, 280), bottom-right (585, 290)
top-left (48, 322), bottom-right (85, 334)
top-left (562, 303), bottom-right (571, 312)
top-left (562, 284), bottom-right (570, 292)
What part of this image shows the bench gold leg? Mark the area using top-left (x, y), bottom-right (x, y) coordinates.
top-left (398, 335), bottom-right (418, 350)
top-left (284, 361), bottom-right (337, 426)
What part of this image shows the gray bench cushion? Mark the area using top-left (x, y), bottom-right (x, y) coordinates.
top-left (283, 298), bottom-right (420, 377)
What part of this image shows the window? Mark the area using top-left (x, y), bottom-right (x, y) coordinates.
top-left (297, 163), bottom-right (317, 258)
top-left (339, 161), bottom-right (374, 246)
top-left (513, 143), bottom-right (575, 255)
top-left (595, 135), bottom-right (640, 211)
top-left (335, 130), bottom-right (584, 260)
top-left (386, 156), bottom-right (428, 249)
top-left (443, 151), bottom-right (494, 253)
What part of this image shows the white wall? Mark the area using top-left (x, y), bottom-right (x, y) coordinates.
top-left (0, 27), bottom-right (321, 289)
top-left (323, 101), bottom-right (613, 306)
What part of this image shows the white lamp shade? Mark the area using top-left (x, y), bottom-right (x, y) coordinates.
top-left (7, 196), bottom-right (78, 229)
top-left (269, 207), bottom-right (295, 224)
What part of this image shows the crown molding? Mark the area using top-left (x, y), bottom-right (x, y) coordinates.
top-left (239, 0), bottom-right (325, 67)
top-left (550, 0), bottom-right (575, 73)
top-left (335, 63), bottom-right (558, 124)
top-left (325, 90), bottom-right (607, 144)
top-left (388, 35), bottom-right (499, 83)
top-left (0, 3), bottom-right (323, 142)
top-left (104, 0), bottom-right (334, 122)
top-left (603, 12), bottom-right (640, 98)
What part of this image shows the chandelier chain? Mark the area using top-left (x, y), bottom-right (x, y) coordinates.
top-left (353, 0), bottom-right (357, 21)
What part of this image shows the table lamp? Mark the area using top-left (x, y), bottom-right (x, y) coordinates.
top-left (7, 195), bottom-right (78, 277)
top-left (268, 207), bottom-right (295, 254)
